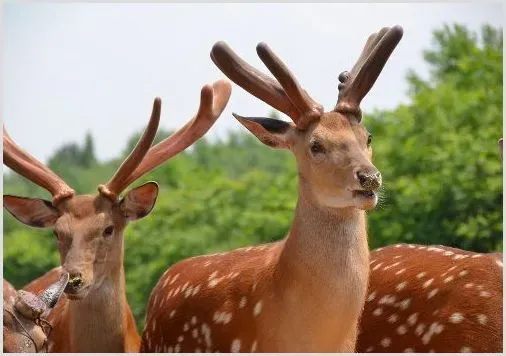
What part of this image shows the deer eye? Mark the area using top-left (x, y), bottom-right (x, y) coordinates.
top-left (367, 134), bottom-right (373, 147)
top-left (309, 140), bottom-right (325, 155)
top-left (103, 225), bottom-right (114, 238)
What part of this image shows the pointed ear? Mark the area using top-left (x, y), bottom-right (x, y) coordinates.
top-left (232, 113), bottom-right (295, 149)
top-left (120, 182), bottom-right (159, 221)
top-left (3, 195), bottom-right (59, 228)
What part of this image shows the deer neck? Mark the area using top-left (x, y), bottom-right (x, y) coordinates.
top-left (67, 242), bottom-right (128, 352)
top-left (270, 186), bottom-right (370, 350)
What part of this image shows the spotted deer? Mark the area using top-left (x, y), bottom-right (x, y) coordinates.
top-left (357, 138), bottom-right (503, 353)
top-left (140, 26), bottom-right (403, 353)
top-left (3, 273), bottom-right (69, 353)
top-left (357, 244), bottom-right (503, 353)
top-left (3, 79), bottom-right (232, 352)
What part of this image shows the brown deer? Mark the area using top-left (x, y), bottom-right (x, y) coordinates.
top-left (3, 79), bottom-right (232, 352)
top-left (357, 138), bottom-right (503, 353)
top-left (3, 273), bottom-right (69, 353)
top-left (140, 26), bottom-right (403, 353)
top-left (357, 244), bottom-right (503, 353)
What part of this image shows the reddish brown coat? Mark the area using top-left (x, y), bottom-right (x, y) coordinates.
top-left (357, 244), bottom-right (503, 353)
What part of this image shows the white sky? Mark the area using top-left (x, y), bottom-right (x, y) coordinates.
top-left (3, 3), bottom-right (504, 163)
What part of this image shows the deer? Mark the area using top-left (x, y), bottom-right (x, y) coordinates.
top-left (3, 79), bottom-right (232, 352)
top-left (140, 25), bottom-right (404, 353)
top-left (3, 273), bottom-right (69, 353)
top-left (357, 244), bottom-right (503, 353)
top-left (357, 138), bottom-right (503, 353)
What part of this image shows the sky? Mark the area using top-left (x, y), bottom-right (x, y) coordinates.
top-left (3, 3), bottom-right (504, 163)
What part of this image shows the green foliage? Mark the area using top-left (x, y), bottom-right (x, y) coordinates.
top-left (3, 24), bottom-right (502, 329)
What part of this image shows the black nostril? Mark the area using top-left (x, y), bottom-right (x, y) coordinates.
top-left (357, 171), bottom-right (368, 186)
top-left (68, 273), bottom-right (83, 287)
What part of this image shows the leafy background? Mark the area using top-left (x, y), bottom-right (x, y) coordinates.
top-left (3, 24), bottom-right (503, 329)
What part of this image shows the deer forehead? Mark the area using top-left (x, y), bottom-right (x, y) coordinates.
top-left (306, 113), bottom-right (368, 144)
top-left (58, 194), bottom-right (116, 219)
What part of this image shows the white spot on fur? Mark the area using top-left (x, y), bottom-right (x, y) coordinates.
top-left (209, 271), bottom-right (218, 280)
top-left (427, 288), bottom-right (439, 299)
top-left (479, 291), bottom-right (491, 297)
top-left (253, 301), bottom-right (263, 317)
top-left (366, 346), bottom-right (374, 352)
top-left (183, 323), bottom-right (189, 331)
top-left (378, 295), bottom-right (396, 305)
top-left (461, 346), bottom-right (472, 352)
top-left (476, 314), bottom-right (488, 325)
top-left (407, 312), bottom-right (418, 326)
top-left (201, 323), bottom-right (212, 348)
top-left (443, 276), bottom-right (454, 283)
top-left (471, 254), bottom-right (482, 258)
top-left (169, 310), bottom-right (176, 318)
top-left (417, 272), bottom-right (427, 279)
top-left (384, 262), bottom-right (401, 270)
top-left (175, 344), bottom-right (181, 353)
top-left (192, 285), bottom-right (201, 296)
top-left (239, 297), bottom-right (247, 308)
top-left (458, 270), bottom-right (468, 277)
top-left (449, 312), bottom-right (464, 323)
top-left (443, 251), bottom-right (454, 256)
top-left (395, 268), bottom-right (407, 275)
top-left (415, 323), bottom-right (426, 336)
top-left (373, 308), bottom-right (383, 316)
top-left (213, 311), bottom-right (233, 324)
top-left (372, 262), bottom-right (384, 271)
top-left (178, 335), bottom-right (184, 342)
top-left (208, 279), bottom-right (219, 288)
top-left (396, 281), bottom-right (408, 291)
top-left (496, 260), bottom-right (503, 268)
top-left (398, 298), bottom-right (411, 310)
top-left (231, 339), bottom-right (241, 352)
top-left (367, 291), bottom-right (376, 302)
top-left (423, 278), bottom-right (434, 288)
top-left (251, 341), bottom-right (258, 352)
top-left (388, 314), bottom-right (399, 323)
top-left (380, 337), bottom-right (391, 348)
top-left (191, 316), bottom-right (197, 325)
top-left (404, 348), bottom-right (414, 352)
top-left (464, 283), bottom-right (474, 288)
top-left (170, 274), bottom-right (180, 285)
top-left (397, 324), bottom-right (407, 335)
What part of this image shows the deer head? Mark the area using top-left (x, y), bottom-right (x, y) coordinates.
top-left (3, 273), bottom-right (69, 353)
top-left (3, 80), bottom-right (231, 300)
top-left (211, 26), bottom-right (403, 210)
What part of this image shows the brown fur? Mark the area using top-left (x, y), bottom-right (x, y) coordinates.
top-left (8, 184), bottom-right (158, 352)
top-left (357, 244), bottom-right (503, 353)
top-left (141, 110), bottom-right (378, 352)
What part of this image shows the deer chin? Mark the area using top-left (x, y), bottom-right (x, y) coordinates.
top-left (64, 285), bottom-right (91, 300)
top-left (352, 189), bottom-right (378, 210)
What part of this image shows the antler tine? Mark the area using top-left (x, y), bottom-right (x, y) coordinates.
top-left (98, 98), bottom-right (161, 200)
top-left (211, 42), bottom-right (301, 123)
top-left (335, 26), bottom-right (403, 118)
top-left (3, 126), bottom-right (75, 206)
top-left (121, 79), bottom-right (232, 188)
top-left (256, 43), bottom-right (324, 129)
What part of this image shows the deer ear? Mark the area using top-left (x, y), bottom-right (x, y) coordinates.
top-left (3, 195), bottom-right (59, 228)
top-left (120, 182), bottom-right (159, 221)
top-left (232, 113), bottom-right (295, 149)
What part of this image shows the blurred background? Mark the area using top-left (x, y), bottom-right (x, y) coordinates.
top-left (3, 3), bottom-right (503, 329)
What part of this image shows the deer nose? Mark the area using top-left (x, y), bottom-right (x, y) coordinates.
top-left (356, 169), bottom-right (382, 191)
top-left (67, 272), bottom-right (83, 289)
